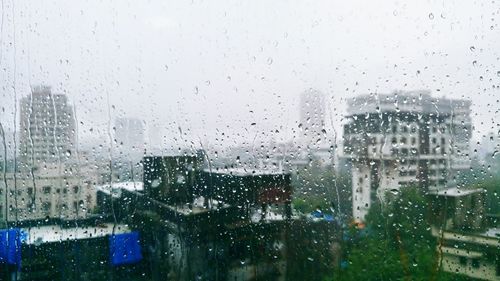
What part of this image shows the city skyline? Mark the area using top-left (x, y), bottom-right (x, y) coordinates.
top-left (2, 86), bottom-right (493, 156)
top-left (0, 1), bottom-right (497, 280)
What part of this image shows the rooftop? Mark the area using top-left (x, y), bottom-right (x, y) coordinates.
top-left (95, 181), bottom-right (143, 197)
top-left (203, 167), bottom-right (288, 176)
top-left (483, 228), bottom-right (500, 239)
top-left (431, 187), bottom-right (485, 197)
top-left (22, 223), bottom-right (130, 245)
top-left (165, 196), bottom-right (231, 216)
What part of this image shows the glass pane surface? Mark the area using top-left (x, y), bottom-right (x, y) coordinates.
top-left (0, 1), bottom-right (498, 280)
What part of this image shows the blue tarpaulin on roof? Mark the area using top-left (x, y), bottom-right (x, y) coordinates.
top-left (311, 210), bottom-right (323, 218)
top-left (0, 229), bottom-right (22, 268)
top-left (109, 232), bottom-right (142, 266)
top-left (323, 214), bottom-right (334, 221)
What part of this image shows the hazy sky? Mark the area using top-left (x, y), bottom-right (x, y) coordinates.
top-left (1, 0), bottom-right (499, 152)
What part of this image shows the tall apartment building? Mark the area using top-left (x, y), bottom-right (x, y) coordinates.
top-left (0, 86), bottom-right (97, 223)
top-left (114, 117), bottom-right (144, 162)
top-left (343, 91), bottom-right (472, 221)
top-left (299, 89), bottom-right (326, 147)
top-left (298, 89), bottom-right (334, 167)
top-left (19, 85), bottom-right (76, 167)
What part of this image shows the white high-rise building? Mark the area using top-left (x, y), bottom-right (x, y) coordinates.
top-left (343, 91), bottom-right (472, 221)
top-left (299, 89), bottom-right (326, 147)
top-left (298, 89), bottom-right (333, 167)
top-left (0, 86), bottom-right (96, 222)
top-left (114, 117), bottom-right (145, 161)
top-left (19, 85), bottom-right (76, 167)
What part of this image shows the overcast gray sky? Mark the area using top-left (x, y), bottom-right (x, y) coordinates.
top-left (1, 0), bottom-right (499, 152)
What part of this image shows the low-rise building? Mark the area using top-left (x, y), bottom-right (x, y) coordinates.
top-left (428, 187), bottom-right (500, 280)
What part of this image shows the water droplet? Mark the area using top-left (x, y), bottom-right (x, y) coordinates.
top-left (428, 13), bottom-right (434, 20)
top-left (470, 46), bottom-right (476, 52)
top-left (267, 57), bottom-right (273, 65)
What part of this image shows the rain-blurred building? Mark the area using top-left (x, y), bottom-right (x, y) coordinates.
top-left (299, 89), bottom-right (326, 146)
top-left (343, 90), bottom-right (472, 221)
top-left (19, 86), bottom-right (76, 167)
top-left (297, 89), bottom-right (335, 168)
top-left (102, 154), bottom-right (342, 280)
top-left (1, 86), bottom-right (97, 224)
top-left (114, 117), bottom-right (145, 162)
top-left (0, 167), bottom-right (97, 223)
top-left (428, 187), bottom-right (499, 280)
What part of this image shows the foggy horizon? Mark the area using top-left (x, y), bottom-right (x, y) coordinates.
top-left (1, 0), bottom-right (499, 152)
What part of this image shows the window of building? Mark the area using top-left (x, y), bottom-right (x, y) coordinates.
top-left (472, 259), bottom-right (480, 269)
top-left (43, 186), bottom-right (51, 194)
top-left (42, 202), bottom-right (51, 212)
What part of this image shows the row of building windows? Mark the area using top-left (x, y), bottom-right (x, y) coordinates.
top-left (431, 137), bottom-right (446, 145)
top-left (391, 148), bottom-right (419, 156)
top-left (399, 170), bottom-right (417, 177)
top-left (43, 185), bottom-right (80, 194)
top-left (0, 186), bottom-right (81, 195)
top-left (390, 136), bottom-right (418, 145)
top-left (391, 125), bottom-right (418, 134)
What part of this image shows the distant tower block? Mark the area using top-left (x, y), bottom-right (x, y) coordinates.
top-left (19, 85), bottom-right (76, 166)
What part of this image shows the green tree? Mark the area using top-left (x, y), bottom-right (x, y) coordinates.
top-left (333, 188), bottom-right (467, 281)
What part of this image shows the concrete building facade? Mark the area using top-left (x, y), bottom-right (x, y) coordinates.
top-left (0, 168), bottom-right (97, 223)
top-left (428, 188), bottom-right (499, 281)
top-left (343, 91), bottom-right (472, 221)
top-left (114, 117), bottom-right (145, 162)
top-left (0, 86), bottom-right (97, 223)
top-left (19, 86), bottom-right (76, 167)
top-left (299, 89), bottom-right (326, 148)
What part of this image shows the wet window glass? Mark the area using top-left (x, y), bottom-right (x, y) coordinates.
top-left (0, 1), bottom-right (499, 280)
